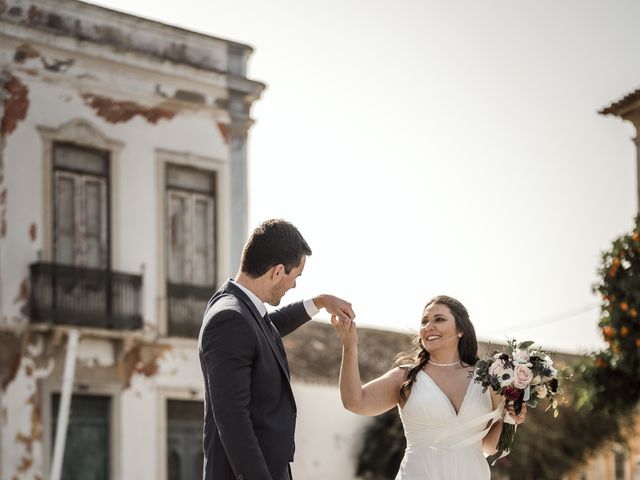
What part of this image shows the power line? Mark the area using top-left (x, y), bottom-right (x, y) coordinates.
top-left (483, 304), bottom-right (600, 335)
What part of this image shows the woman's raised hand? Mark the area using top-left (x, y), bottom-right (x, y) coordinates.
top-left (331, 314), bottom-right (358, 348)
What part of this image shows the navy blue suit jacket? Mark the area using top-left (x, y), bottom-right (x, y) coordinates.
top-left (198, 280), bottom-right (311, 480)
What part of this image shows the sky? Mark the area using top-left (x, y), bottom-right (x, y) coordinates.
top-left (89, 0), bottom-right (640, 353)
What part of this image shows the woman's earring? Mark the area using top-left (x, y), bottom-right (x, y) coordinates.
top-left (457, 333), bottom-right (463, 338)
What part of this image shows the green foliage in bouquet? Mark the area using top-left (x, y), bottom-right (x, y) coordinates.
top-left (490, 379), bottom-right (631, 480)
top-left (474, 339), bottom-right (562, 456)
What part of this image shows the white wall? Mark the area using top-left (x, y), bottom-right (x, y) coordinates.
top-left (292, 382), bottom-right (373, 480)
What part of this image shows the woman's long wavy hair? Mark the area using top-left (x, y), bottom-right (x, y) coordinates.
top-left (394, 295), bottom-right (479, 403)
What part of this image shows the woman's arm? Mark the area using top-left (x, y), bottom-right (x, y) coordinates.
top-left (482, 390), bottom-right (527, 455)
top-left (331, 315), bottom-right (404, 416)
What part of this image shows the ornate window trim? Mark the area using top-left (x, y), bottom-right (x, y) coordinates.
top-left (37, 119), bottom-right (123, 266)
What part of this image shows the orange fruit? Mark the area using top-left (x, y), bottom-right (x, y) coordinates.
top-left (603, 326), bottom-right (615, 339)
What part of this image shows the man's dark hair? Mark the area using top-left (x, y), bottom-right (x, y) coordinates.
top-left (240, 219), bottom-right (312, 277)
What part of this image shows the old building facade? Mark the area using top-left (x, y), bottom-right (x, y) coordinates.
top-left (0, 0), bottom-right (263, 478)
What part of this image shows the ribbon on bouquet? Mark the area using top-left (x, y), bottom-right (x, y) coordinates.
top-left (489, 400), bottom-right (517, 466)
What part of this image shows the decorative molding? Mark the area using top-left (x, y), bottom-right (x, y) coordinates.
top-left (37, 118), bottom-right (123, 151)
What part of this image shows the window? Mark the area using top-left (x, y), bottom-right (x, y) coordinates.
top-left (53, 143), bottom-right (109, 268)
top-left (167, 165), bottom-right (216, 285)
top-left (166, 165), bottom-right (216, 337)
top-left (614, 448), bottom-right (627, 480)
top-left (51, 394), bottom-right (111, 480)
top-left (167, 400), bottom-right (204, 480)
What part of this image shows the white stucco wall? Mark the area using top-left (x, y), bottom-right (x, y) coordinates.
top-left (292, 382), bottom-right (373, 480)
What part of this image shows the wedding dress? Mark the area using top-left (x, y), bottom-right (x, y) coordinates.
top-left (395, 370), bottom-right (501, 480)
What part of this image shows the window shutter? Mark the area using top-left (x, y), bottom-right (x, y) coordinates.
top-left (168, 191), bottom-right (190, 283)
top-left (54, 173), bottom-right (77, 265)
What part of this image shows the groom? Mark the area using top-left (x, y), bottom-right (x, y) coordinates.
top-left (198, 219), bottom-right (355, 480)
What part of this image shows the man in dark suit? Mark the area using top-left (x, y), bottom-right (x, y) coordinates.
top-left (198, 219), bottom-right (354, 480)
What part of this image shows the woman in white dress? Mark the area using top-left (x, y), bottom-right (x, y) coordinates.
top-left (332, 295), bottom-right (526, 480)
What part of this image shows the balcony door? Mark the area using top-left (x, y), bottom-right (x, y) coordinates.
top-left (51, 143), bottom-right (111, 325)
top-left (166, 164), bottom-right (216, 337)
top-left (53, 143), bottom-right (109, 268)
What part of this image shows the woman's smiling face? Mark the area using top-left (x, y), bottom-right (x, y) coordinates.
top-left (419, 302), bottom-right (461, 353)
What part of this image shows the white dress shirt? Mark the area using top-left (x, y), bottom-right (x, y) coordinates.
top-left (231, 280), bottom-right (319, 318)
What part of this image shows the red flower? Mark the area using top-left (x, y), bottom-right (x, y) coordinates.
top-left (503, 387), bottom-right (521, 401)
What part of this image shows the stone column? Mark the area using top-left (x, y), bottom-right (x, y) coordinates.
top-left (225, 45), bottom-right (265, 274)
top-left (228, 94), bottom-right (250, 275)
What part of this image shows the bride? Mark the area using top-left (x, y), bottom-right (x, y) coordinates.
top-left (331, 295), bottom-right (526, 479)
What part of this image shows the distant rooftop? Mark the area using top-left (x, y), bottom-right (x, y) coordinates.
top-left (599, 87), bottom-right (640, 117)
top-left (284, 320), bottom-right (581, 385)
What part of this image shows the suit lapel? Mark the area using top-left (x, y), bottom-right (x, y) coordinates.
top-left (223, 280), bottom-right (292, 380)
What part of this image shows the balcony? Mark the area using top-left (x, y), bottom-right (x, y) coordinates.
top-left (30, 262), bottom-right (143, 330)
top-left (167, 282), bottom-right (212, 338)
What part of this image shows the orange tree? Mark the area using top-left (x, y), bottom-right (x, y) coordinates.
top-left (578, 215), bottom-right (640, 414)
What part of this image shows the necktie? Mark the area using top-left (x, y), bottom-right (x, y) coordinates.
top-left (263, 313), bottom-right (290, 378)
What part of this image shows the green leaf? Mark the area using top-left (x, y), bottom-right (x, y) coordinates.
top-left (518, 341), bottom-right (534, 349)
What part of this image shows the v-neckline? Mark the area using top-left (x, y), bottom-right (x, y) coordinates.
top-left (419, 369), bottom-right (473, 417)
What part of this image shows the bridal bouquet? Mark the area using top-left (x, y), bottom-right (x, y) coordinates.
top-left (473, 339), bottom-right (560, 455)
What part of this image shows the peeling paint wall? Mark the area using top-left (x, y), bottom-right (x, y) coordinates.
top-left (81, 93), bottom-right (176, 125)
top-left (0, 51), bottom-right (230, 480)
top-left (0, 0), bottom-right (264, 478)
top-left (0, 70), bottom-right (231, 327)
top-left (76, 338), bottom-right (115, 368)
top-left (118, 342), bottom-right (204, 480)
top-left (0, 333), bottom-right (53, 480)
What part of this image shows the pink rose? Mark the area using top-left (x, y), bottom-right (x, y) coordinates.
top-left (535, 385), bottom-right (548, 399)
top-left (513, 364), bottom-right (533, 389)
top-left (488, 359), bottom-right (503, 376)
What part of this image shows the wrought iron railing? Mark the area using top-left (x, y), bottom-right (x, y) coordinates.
top-left (30, 262), bottom-right (143, 330)
top-left (167, 282), bottom-right (212, 338)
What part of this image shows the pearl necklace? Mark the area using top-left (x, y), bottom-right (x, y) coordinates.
top-left (428, 359), bottom-right (460, 367)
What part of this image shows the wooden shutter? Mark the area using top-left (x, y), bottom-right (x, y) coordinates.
top-left (54, 172), bottom-right (77, 265)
